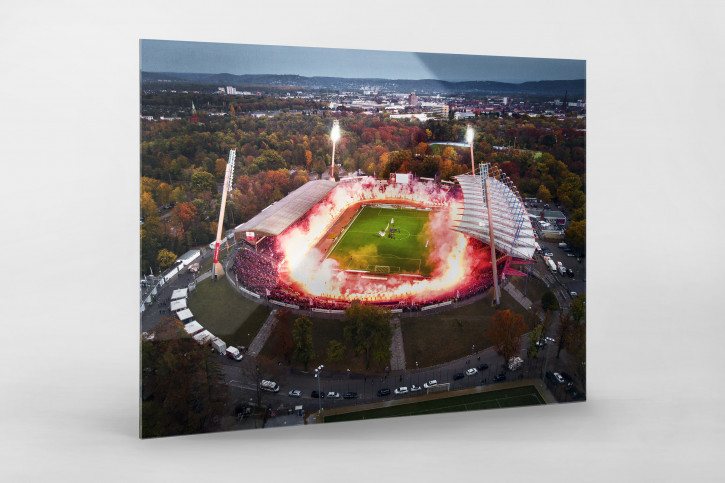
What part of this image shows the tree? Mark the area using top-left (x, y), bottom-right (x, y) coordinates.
top-left (255, 150), bottom-right (286, 171)
top-left (571, 294), bottom-right (586, 322)
top-left (156, 249), bottom-right (177, 269)
top-left (541, 290), bottom-right (560, 312)
top-left (141, 191), bottom-right (158, 220)
top-left (343, 304), bottom-right (392, 369)
top-left (141, 317), bottom-right (227, 438)
top-left (190, 171), bottom-right (216, 194)
top-left (556, 311), bottom-right (578, 358)
top-left (536, 184), bottom-right (551, 203)
top-left (274, 309), bottom-right (294, 363)
top-left (292, 316), bottom-right (315, 370)
top-left (527, 323), bottom-right (544, 359)
top-left (326, 340), bottom-right (345, 363)
top-left (566, 219), bottom-right (586, 252)
top-left (487, 309), bottom-right (527, 365)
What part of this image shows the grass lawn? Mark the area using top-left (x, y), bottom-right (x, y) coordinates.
top-left (509, 270), bottom-right (549, 308)
top-left (187, 277), bottom-right (270, 347)
top-left (401, 289), bottom-right (529, 368)
top-left (259, 316), bottom-right (376, 374)
top-left (327, 205), bottom-right (434, 275)
top-left (323, 385), bottom-right (545, 423)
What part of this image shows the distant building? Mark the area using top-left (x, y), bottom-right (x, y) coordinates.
top-left (408, 92), bottom-right (419, 107)
top-left (225, 86), bottom-right (237, 95)
top-left (454, 111), bottom-right (475, 120)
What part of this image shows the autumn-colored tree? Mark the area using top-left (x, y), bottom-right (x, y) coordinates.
top-left (157, 182), bottom-right (172, 206)
top-left (214, 158), bottom-right (227, 180)
top-left (527, 323), bottom-right (545, 359)
top-left (156, 249), bottom-right (177, 269)
top-left (171, 202), bottom-right (197, 231)
top-left (536, 184), bottom-right (552, 203)
top-left (487, 309), bottom-right (527, 365)
top-left (556, 311), bottom-right (578, 358)
top-left (305, 149), bottom-right (312, 169)
top-left (273, 309), bottom-right (294, 363)
top-left (141, 191), bottom-right (158, 220)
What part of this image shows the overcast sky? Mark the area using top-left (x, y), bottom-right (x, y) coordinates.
top-left (140, 40), bottom-right (585, 83)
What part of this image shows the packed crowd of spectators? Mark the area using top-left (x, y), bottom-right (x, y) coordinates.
top-left (234, 238), bottom-right (500, 313)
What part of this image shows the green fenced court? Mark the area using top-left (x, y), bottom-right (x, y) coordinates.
top-left (323, 385), bottom-right (545, 423)
top-left (327, 205), bottom-right (435, 276)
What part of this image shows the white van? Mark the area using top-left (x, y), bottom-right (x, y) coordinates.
top-left (226, 346), bottom-right (243, 361)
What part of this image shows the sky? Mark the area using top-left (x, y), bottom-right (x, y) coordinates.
top-left (140, 40), bottom-right (585, 83)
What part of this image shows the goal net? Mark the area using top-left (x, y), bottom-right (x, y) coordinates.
top-left (373, 265), bottom-right (391, 274)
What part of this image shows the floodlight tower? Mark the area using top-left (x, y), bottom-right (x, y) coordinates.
top-left (330, 120), bottom-right (341, 180)
top-left (466, 124), bottom-right (475, 174)
top-left (481, 163), bottom-right (501, 305)
top-left (212, 149), bottom-right (236, 280)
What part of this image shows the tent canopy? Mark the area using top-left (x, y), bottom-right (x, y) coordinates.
top-left (176, 308), bottom-right (193, 321)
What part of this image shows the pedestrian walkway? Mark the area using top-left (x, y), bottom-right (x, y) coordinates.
top-left (502, 282), bottom-right (534, 310)
top-left (247, 309), bottom-right (278, 357)
top-left (197, 270), bottom-right (212, 282)
top-left (389, 316), bottom-right (406, 371)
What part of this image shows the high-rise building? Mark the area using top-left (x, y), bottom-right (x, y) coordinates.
top-left (408, 92), bottom-right (418, 107)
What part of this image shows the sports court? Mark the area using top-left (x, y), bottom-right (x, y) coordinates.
top-left (327, 205), bottom-right (435, 276)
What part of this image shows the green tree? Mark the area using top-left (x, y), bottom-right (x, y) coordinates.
top-left (541, 290), bottom-right (560, 312)
top-left (292, 316), bottom-right (315, 370)
top-left (326, 340), bottom-right (345, 363)
top-left (556, 311), bottom-right (578, 358)
top-left (571, 294), bottom-right (586, 322)
top-left (487, 309), bottom-right (527, 365)
top-left (156, 249), bottom-right (177, 270)
top-left (343, 304), bottom-right (392, 369)
top-left (190, 171), bottom-right (216, 194)
top-left (255, 150), bottom-right (286, 171)
top-left (527, 323), bottom-right (544, 359)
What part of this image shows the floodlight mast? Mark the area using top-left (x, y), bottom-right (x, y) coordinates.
top-left (466, 125), bottom-right (475, 174)
top-left (212, 149), bottom-right (236, 279)
top-left (482, 163), bottom-right (501, 305)
top-left (330, 120), bottom-right (340, 180)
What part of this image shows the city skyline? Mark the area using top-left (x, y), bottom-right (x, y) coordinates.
top-left (140, 40), bottom-right (585, 84)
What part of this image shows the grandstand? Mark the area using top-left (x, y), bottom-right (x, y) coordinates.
top-left (231, 170), bottom-right (534, 313)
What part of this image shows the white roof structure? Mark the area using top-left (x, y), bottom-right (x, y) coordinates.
top-left (193, 330), bottom-right (214, 345)
top-left (176, 308), bottom-right (193, 321)
top-left (170, 299), bottom-right (187, 312)
top-left (453, 164), bottom-right (536, 260)
top-left (171, 288), bottom-right (188, 300)
top-left (234, 180), bottom-right (336, 237)
top-left (177, 249), bottom-right (201, 267)
top-left (183, 321), bottom-right (203, 335)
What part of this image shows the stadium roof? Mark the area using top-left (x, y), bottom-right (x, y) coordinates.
top-left (234, 180), bottom-right (337, 237)
top-left (453, 167), bottom-right (536, 260)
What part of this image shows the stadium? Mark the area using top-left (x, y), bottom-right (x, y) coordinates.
top-left (232, 165), bottom-right (536, 315)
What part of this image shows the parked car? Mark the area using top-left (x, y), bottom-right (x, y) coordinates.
top-left (476, 363), bottom-right (489, 371)
top-left (465, 368), bottom-right (478, 376)
top-left (326, 391), bottom-right (340, 399)
top-left (310, 390), bottom-right (325, 399)
top-left (452, 373), bottom-right (465, 381)
top-left (410, 384), bottom-right (422, 392)
top-left (492, 373), bottom-right (506, 382)
top-left (566, 268), bottom-right (574, 277)
top-left (377, 388), bottom-right (391, 397)
top-left (546, 371), bottom-right (565, 384)
top-left (288, 389), bottom-right (302, 398)
top-left (343, 392), bottom-right (358, 399)
top-left (423, 380), bottom-right (438, 389)
top-left (394, 386), bottom-right (408, 395)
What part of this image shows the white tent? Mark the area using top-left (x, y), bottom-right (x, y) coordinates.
top-left (183, 321), bottom-right (203, 335)
top-left (176, 308), bottom-right (193, 321)
top-left (170, 299), bottom-right (187, 312)
top-left (171, 288), bottom-right (188, 300)
top-left (193, 330), bottom-right (213, 345)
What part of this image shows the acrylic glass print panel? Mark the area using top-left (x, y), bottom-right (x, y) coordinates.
top-left (139, 39), bottom-right (586, 438)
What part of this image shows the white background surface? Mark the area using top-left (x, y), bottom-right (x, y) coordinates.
top-left (2, 1), bottom-right (724, 481)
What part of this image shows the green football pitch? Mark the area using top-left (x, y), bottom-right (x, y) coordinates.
top-left (327, 205), bottom-right (434, 276)
top-left (323, 386), bottom-right (545, 423)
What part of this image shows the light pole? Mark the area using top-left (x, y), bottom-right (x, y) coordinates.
top-left (330, 120), bottom-right (340, 180)
top-left (314, 364), bottom-right (324, 417)
top-left (466, 124), bottom-right (475, 174)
